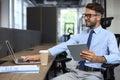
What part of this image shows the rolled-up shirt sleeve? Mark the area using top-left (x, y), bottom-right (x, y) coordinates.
top-left (48, 42), bottom-right (68, 56)
top-left (48, 34), bottom-right (81, 56)
top-left (104, 33), bottom-right (120, 64)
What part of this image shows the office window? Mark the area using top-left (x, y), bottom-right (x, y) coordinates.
top-left (57, 8), bottom-right (84, 42)
top-left (9, 0), bottom-right (13, 28)
top-left (14, 0), bottom-right (22, 29)
top-left (9, 0), bottom-right (33, 30)
top-left (58, 8), bottom-right (77, 35)
top-left (23, 2), bottom-right (28, 30)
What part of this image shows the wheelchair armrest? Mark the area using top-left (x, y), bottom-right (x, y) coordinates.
top-left (55, 51), bottom-right (72, 62)
top-left (55, 58), bottom-right (72, 62)
top-left (102, 63), bottom-right (119, 68)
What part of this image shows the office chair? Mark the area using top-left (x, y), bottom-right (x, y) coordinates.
top-left (115, 34), bottom-right (120, 47)
top-left (100, 17), bottom-right (120, 80)
top-left (100, 17), bottom-right (114, 29)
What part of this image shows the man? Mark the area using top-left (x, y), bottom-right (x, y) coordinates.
top-left (24, 3), bottom-right (120, 80)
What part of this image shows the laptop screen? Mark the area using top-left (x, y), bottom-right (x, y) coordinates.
top-left (5, 40), bottom-right (17, 61)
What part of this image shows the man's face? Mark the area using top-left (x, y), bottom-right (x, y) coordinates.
top-left (83, 8), bottom-right (100, 29)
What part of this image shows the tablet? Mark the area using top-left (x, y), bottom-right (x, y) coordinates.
top-left (67, 44), bottom-right (88, 61)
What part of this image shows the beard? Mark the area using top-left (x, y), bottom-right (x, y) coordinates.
top-left (85, 20), bottom-right (97, 29)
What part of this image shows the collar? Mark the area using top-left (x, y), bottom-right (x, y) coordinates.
top-left (93, 25), bottom-right (102, 34)
top-left (88, 25), bottom-right (102, 34)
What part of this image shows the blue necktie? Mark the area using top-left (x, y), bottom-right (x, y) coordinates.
top-left (77, 30), bottom-right (94, 70)
top-left (87, 30), bottom-right (94, 50)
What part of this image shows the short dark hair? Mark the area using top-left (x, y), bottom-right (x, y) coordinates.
top-left (86, 3), bottom-right (104, 15)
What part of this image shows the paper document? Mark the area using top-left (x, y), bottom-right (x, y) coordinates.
top-left (0, 65), bottom-right (40, 73)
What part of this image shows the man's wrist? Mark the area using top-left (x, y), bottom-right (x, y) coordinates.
top-left (94, 56), bottom-right (106, 63)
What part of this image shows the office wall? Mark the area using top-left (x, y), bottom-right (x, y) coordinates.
top-left (0, 27), bottom-right (42, 58)
top-left (27, 7), bottom-right (42, 31)
top-left (42, 7), bottom-right (57, 43)
top-left (27, 7), bottom-right (57, 43)
top-left (13, 29), bottom-right (41, 51)
top-left (107, 0), bottom-right (120, 34)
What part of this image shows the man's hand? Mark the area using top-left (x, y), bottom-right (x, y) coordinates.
top-left (80, 50), bottom-right (106, 63)
top-left (80, 50), bottom-right (96, 62)
top-left (23, 50), bottom-right (51, 62)
top-left (23, 54), bottom-right (40, 62)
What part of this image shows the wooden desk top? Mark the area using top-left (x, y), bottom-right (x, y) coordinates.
top-left (0, 44), bottom-right (55, 80)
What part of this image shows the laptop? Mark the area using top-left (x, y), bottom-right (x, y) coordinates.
top-left (5, 40), bottom-right (40, 64)
top-left (67, 44), bottom-right (88, 61)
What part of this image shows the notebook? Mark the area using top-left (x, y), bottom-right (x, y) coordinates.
top-left (5, 40), bottom-right (40, 64)
top-left (67, 44), bottom-right (88, 61)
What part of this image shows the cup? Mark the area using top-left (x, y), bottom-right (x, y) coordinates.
top-left (39, 50), bottom-right (49, 66)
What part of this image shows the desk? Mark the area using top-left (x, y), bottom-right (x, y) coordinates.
top-left (0, 44), bottom-right (55, 80)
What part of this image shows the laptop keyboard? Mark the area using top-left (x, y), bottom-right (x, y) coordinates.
top-left (17, 58), bottom-right (25, 63)
top-left (17, 58), bottom-right (31, 63)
